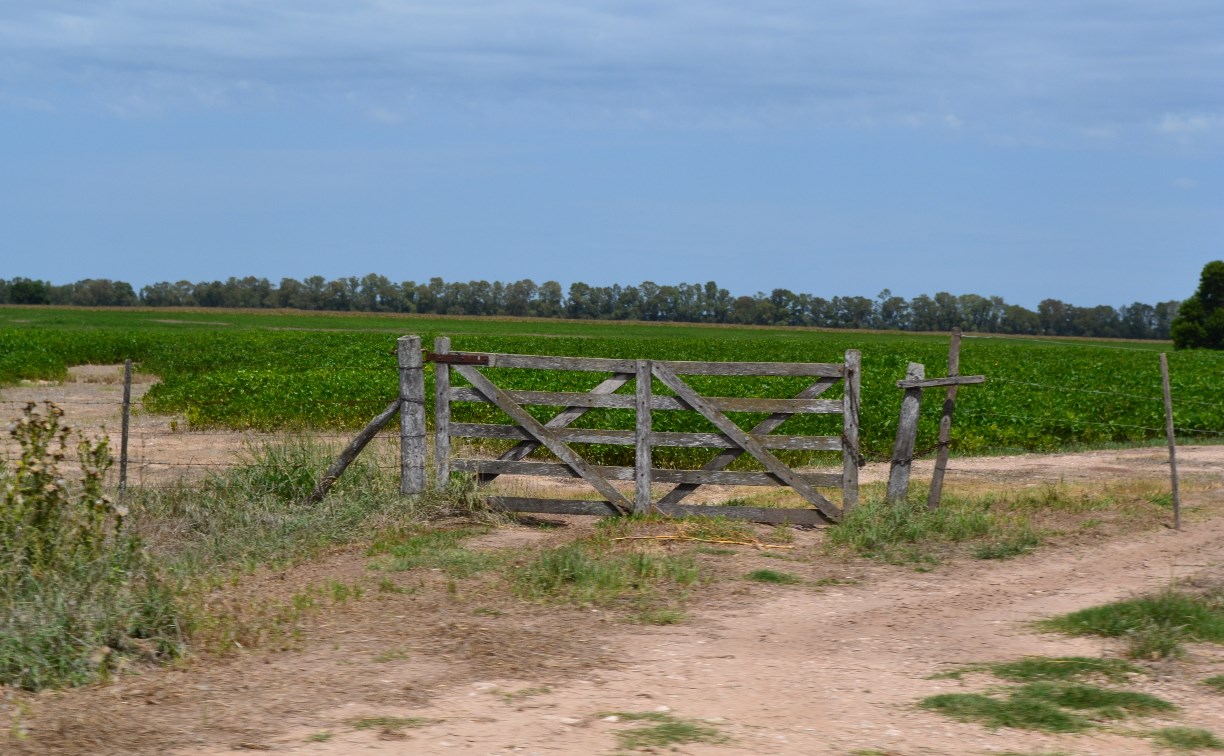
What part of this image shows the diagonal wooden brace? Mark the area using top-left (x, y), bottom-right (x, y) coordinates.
top-left (656, 376), bottom-right (840, 506)
top-left (650, 363), bottom-right (840, 523)
top-left (453, 364), bottom-right (633, 514)
top-left (481, 373), bottom-right (634, 482)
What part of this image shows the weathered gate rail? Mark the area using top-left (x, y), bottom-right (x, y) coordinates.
top-left (416, 335), bottom-right (860, 524)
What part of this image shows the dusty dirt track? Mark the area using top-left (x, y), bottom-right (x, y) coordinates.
top-left (4, 368), bottom-right (1224, 755)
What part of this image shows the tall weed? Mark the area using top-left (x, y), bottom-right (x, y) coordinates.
top-left (0, 403), bottom-right (182, 690)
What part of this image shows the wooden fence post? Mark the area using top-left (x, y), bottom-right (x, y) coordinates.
top-left (842, 349), bottom-right (861, 512)
top-left (434, 336), bottom-right (452, 487)
top-left (1160, 353), bottom-right (1181, 530)
top-left (927, 329), bottom-right (961, 511)
top-left (887, 362), bottom-right (924, 504)
top-left (398, 335), bottom-right (426, 495)
top-left (119, 359), bottom-right (132, 499)
top-left (635, 360), bottom-right (652, 514)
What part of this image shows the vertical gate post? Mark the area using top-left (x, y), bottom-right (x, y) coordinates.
top-left (927, 328), bottom-right (962, 511)
top-left (398, 335), bottom-right (426, 495)
top-left (119, 358), bottom-right (132, 499)
top-left (635, 360), bottom-right (653, 514)
top-left (1160, 353), bottom-right (1181, 530)
top-left (842, 349), bottom-right (861, 512)
top-left (434, 336), bottom-right (452, 487)
top-left (887, 362), bottom-right (924, 504)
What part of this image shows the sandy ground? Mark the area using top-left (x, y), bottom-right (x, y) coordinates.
top-left (4, 367), bottom-right (1224, 755)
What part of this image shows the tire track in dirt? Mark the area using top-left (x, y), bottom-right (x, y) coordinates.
top-left (255, 504), bottom-right (1224, 756)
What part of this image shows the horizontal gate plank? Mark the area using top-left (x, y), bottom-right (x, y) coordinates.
top-left (489, 496), bottom-right (828, 525)
top-left (454, 458), bottom-right (842, 487)
top-left (450, 387), bottom-right (843, 414)
top-left (451, 423), bottom-right (842, 451)
top-left (453, 352), bottom-right (844, 377)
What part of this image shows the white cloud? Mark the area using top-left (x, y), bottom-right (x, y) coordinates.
top-left (1172, 177), bottom-right (1199, 189)
top-left (0, 0), bottom-right (1220, 140)
top-left (1158, 113), bottom-right (1224, 133)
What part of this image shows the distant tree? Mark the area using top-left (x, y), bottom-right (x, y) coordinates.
top-left (999, 304), bottom-right (1040, 334)
top-left (9, 277), bottom-right (51, 305)
top-left (1171, 261), bottom-right (1224, 349)
top-left (875, 289), bottom-right (910, 330)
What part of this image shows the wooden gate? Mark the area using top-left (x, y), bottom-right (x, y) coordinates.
top-left (424, 337), bottom-right (860, 525)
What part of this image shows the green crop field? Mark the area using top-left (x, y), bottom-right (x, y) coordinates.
top-left (1, 306), bottom-right (1221, 466)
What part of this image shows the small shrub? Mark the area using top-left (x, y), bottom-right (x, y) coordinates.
top-left (0, 402), bottom-right (183, 690)
top-left (1126, 620), bottom-right (1188, 661)
top-left (827, 497), bottom-right (999, 563)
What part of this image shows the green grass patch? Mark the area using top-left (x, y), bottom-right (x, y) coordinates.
top-left (368, 526), bottom-right (499, 578)
top-left (974, 528), bottom-right (1042, 560)
top-left (350, 716), bottom-right (434, 732)
top-left (920, 691), bottom-right (1090, 733)
top-left (1204, 675), bottom-right (1224, 692)
top-left (512, 542), bottom-right (699, 614)
top-left (1147, 726), bottom-right (1224, 751)
top-left (827, 494), bottom-right (1033, 564)
top-left (988, 656), bottom-right (1140, 683)
top-left (1038, 589), bottom-right (1224, 660)
top-left (594, 514), bottom-right (755, 544)
top-left (936, 656), bottom-right (1140, 683)
top-left (920, 682), bottom-right (1174, 733)
top-left (500, 685), bottom-right (551, 702)
top-left (744, 569), bottom-right (803, 585)
top-left (599, 711), bottom-right (727, 751)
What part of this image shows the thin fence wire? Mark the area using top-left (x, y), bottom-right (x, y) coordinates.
top-left (962, 334), bottom-right (1168, 352)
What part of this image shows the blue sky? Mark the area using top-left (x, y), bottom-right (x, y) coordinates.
top-left (1, 1), bottom-right (1221, 308)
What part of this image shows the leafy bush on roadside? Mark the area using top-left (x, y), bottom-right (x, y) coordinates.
top-left (0, 402), bottom-right (183, 690)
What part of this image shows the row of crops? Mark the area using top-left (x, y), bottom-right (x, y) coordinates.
top-left (2, 307), bottom-right (1222, 466)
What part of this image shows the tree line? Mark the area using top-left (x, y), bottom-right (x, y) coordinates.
top-left (0, 274), bottom-right (1181, 340)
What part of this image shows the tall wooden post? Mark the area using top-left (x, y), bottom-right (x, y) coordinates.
top-left (433, 336), bottom-right (452, 487)
top-left (887, 362), bottom-right (924, 504)
top-left (398, 336), bottom-right (426, 495)
top-left (119, 359), bottom-right (132, 499)
top-left (927, 329), bottom-right (961, 511)
top-left (635, 360), bottom-right (653, 514)
top-left (1160, 353), bottom-right (1181, 530)
top-left (842, 349), bottom-right (862, 512)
